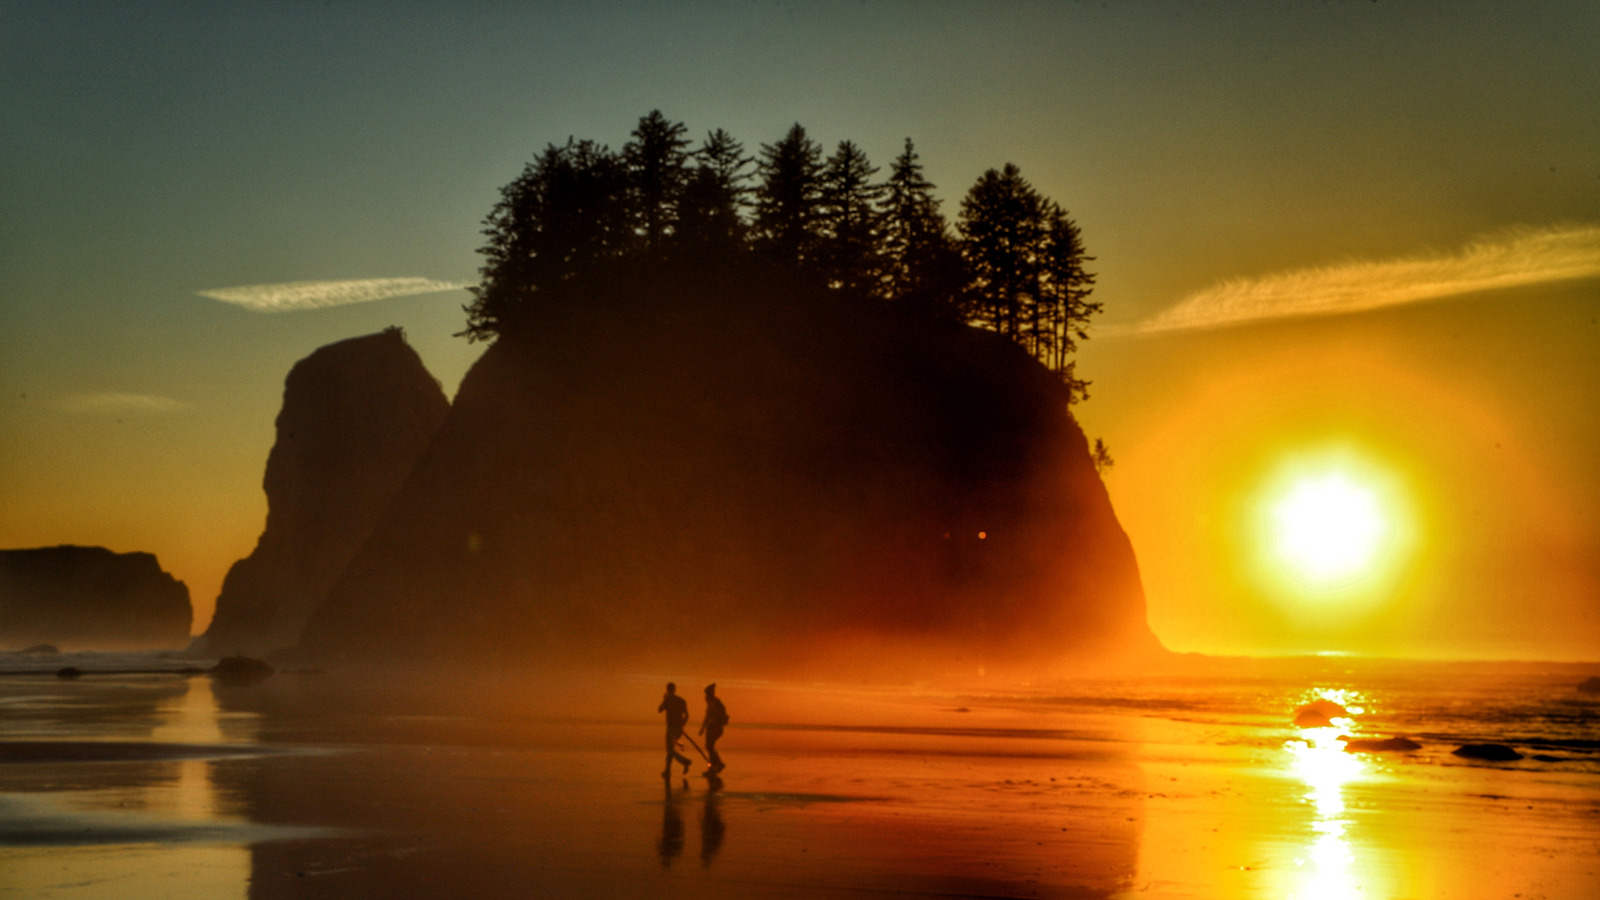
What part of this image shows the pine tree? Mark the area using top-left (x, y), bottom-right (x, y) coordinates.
top-left (677, 128), bottom-right (752, 254)
top-left (957, 163), bottom-right (1045, 340)
top-left (1091, 438), bottom-right (1114, 473)
top-left (816, 140), bottom-right (885, 295)
top-left (753, 123), bottom-right (825, 269)
top-left (622, 111), bottom-right (692, 252)
top-left (461, 139), bottom-right (629, 340)
top-left (1035, 201), bottom-right (1099, 401)
top-left (879, 139), bottom-right (964, 318)
top-left (462, 116), bottom-right (1100, 390)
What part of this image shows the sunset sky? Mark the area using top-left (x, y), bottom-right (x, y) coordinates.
top-left (3, 1), bottom-right (1596, 660)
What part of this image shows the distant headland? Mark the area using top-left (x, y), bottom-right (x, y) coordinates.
top-left (0, 546), bottom-right (191, 650)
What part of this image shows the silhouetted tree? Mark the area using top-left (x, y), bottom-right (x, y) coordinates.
top-left (462, 138), bottom-right (629, 340)
top-left (958, 163), bottom-right (1044, 340)
top-left (1091, 438), bottom-right (1115, 474)
top-left (463, 115), bottom-right (1099, 395)
top-left (878, 138), bottom-right (964, 319)
top-left (1034, 201), bottom-right (1099, 401)
top-left (816, 140), bottom-right (884, 296)
top-left (753, 123), bottom-right (825, 270)
top-left (623, 111), bottom-right (692, 252)
top-left (956, 163), bottom-right (1098, 397)
top-left (676, 128), bottom-right (752, 254)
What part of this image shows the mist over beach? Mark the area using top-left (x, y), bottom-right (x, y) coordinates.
top-left (3, 2), bottom-right (1599, 898)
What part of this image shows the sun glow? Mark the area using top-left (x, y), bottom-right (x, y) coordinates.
top-left (1272, 474), bottom-right (1385, 584)
top-left (1252, 448), bottom-right (1416, 605)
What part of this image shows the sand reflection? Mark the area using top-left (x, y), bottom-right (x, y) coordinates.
top-left (701, 774), bottom-right (725, 867)
top-left (137, 677), bottom-right (253, 900)
top-left (657, 774), bottom-right (728, 870)
top-left (151, 677), bottom-right (248, 820)
top-left (657, 778), bottom-right (686, 866)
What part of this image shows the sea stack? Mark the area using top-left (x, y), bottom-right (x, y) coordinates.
top-left (297, 267), bottom-right (1161, 675)
top-left (191, 328), bottom-right (450, 657)
top-left (0, 546), bottom-right (191, 649)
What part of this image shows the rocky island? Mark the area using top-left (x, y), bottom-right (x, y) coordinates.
top-left (246, 269), bottom-right (1160, 675)
top-left (206, 114), bottom-right (1164, 676)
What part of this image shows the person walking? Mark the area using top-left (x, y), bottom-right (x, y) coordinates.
top-left (700, 683), bottom-right (729, 775)
top-left (659, 682), bottom-right (692, 777)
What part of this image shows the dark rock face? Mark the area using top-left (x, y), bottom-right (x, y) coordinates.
top-left (297, 271), bottom-right (1161, 675)
top-left (0, 546), bottom-right (191, 649)
top-left (1578, 676), bottom-right (1600, 694)
top-left (192, 329), bottom-right (449, 657)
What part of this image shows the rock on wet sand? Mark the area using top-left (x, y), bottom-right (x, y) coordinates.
top-left (1452, 743), bottom-right (1523, 761)
top-left (1292, 699), bottom-right (1349, 728)
top-left (1340, 736), bottom-right (1421, 753)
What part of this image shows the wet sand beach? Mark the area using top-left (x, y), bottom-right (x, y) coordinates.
top-left (0, 663), bottom-right (1596, 899)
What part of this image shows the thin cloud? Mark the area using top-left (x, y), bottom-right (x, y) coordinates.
top-left (1122, 224), bottom-right (1600, 336)
top-left (197, 277), bottom-right (466, 312)
top-left (64, 393), bottom-right (191, 414)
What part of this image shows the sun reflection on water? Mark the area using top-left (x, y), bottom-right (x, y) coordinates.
top-left (1, 677), bottom-right (259, 900)
top-left (1282, 689), bottom-right (1370, 900)
top-left (139, 677), bottom-right (252, 898)
top-left (151, 677), bottom-right (233, 820)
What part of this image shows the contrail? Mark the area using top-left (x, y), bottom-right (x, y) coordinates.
top-left (1120, 223), bottom-right (1600, 336)
top-left (197, 277), bottom-right (467, 312)
top-left (63, 393), bottom-right (191, 414)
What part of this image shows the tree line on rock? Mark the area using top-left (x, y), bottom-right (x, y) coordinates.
top-left (463, 111), bottom-right (1102, 401)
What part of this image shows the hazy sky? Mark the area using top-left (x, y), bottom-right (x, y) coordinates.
top-left (3, 1), bottom-right (1597, 659)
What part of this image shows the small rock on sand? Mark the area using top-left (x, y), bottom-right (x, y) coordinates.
top-left (1452, 743), bottom-right (1523, 761)
top-left (211, 656), bottom-right (274, 685)
top-left (1293, 699), bottom-right (1349, 728)
top-left (1339, 736), bottom-right (1421, 753)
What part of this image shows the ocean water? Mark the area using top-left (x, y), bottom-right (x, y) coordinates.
top-left (991, 661), bottom-right (1600, 771)
top-left (3, 650), bottom-right (1596, 758)
top-left (0, 651), bottom-right (201, 675)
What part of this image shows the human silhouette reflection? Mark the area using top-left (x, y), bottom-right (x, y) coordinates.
top-left (701, 773), bottom-right (725, 867)
top-left (657, 778), bottom-right (684, 867)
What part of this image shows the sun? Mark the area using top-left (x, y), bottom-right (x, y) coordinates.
top-left (1251, 448), bottom-right (1415, 602)
top-left (1270, 473), bottom-right (1385, 584)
